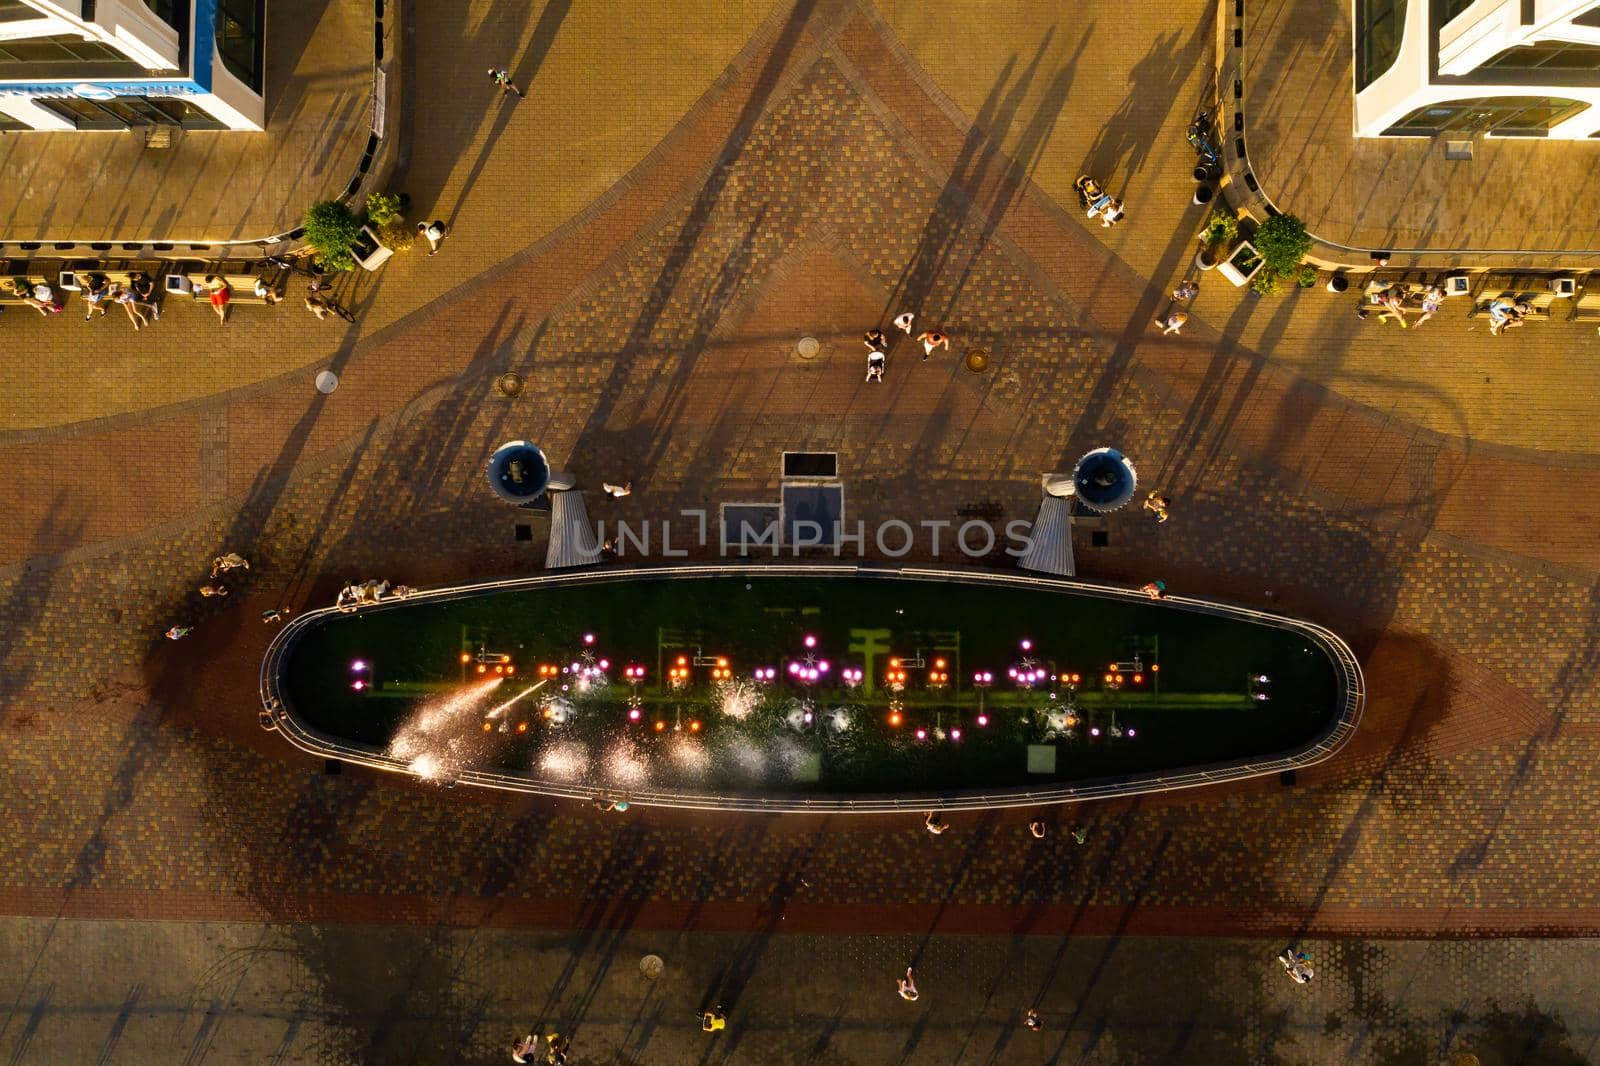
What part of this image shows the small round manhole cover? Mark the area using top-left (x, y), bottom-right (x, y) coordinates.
top-left (496, 372), bottom-right (524, 397)
top-left (639, 954), bottom-right (664, 981)
top-left (964, 348), bottom-right (990, 374)
top-left (315, 370), bottom-right (339, 394)
top-left (796, 336), bottom-right (821, 360)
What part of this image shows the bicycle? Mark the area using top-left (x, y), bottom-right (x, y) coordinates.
top-left (1187, 109), bottom-right (1223, 179)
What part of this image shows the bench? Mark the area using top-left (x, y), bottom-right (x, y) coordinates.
top-left (1571, 283), bottom-right (1600, 322)
top-left (174, 265), bottom-right (288, 305)
top-left (0, 274), bottom-right (56, 306)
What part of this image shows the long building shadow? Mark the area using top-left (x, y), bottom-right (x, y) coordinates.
top-left (565, 0), bottom-right (822, 474)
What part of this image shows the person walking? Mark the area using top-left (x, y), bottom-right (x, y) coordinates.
top-left (1159, 309), bottom-right (1188, 335)
top-left (602, 482), bottom-right (632, 498)
top-left (893, 311), bottom-right (915, 333)
top-left (1071, 825), bottom-right (1089, 844)
top-left (211, 552), bottom-right (250, 577)
top-left (700, 1006), bottom-right (728, 1032)
top-left (417, 220), bottom-right (448, 256)
top-left (863, 328), bottom-right (888, 353)
top-left (917, 330), bottom-right (949, 359)
top-left (165, 625), bottom-right (191, 641)
top-left (511, 1034), bottom-right (539, 1063)
top-left (866, 349), bottom-right (885, 383)
top-left (1100, 198), bottom-right (1126, 227)
top-left (924, 811), bottom-right (948, 835)
top-left (1143, 491), bottom-right (1171, 523)
top-left (261, 607), bottom-right (290, 624)
top-left (1028, 820), bottom-right (1047, 839)
top-left (897, 966), bottom-right (919, 1001)
top-left (488, 68), bottom-right (523, 98)
top-left (1172, 279), bottom-right (1199, 301)
top-left (305, 294), bottom-right (355, 323)
top-left (199, 583), bottom-right (228, 598)
top-left (1278, 948), bottom-right (1315, 984)
top-left (1024, 1009), bottom-right (1042, 1031)
top-left (1141, 580), bottom-right (1167, 600)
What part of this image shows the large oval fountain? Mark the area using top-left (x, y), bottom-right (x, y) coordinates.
top-left (260, 565), bottom-right (1362, 811)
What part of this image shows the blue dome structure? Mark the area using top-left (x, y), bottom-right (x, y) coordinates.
top-left (486, 441), bottom-right (551, 506)
top-left (1071, 447), bottom-right (1138, 513)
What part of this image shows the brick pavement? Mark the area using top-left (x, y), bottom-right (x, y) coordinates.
top-left (0, 0), bottom-right (1598, 968)
top-left (3, 921), bottom-right (1598, 1065)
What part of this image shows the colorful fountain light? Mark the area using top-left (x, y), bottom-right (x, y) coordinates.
top-left (841, 666), bottom-right (863, 687)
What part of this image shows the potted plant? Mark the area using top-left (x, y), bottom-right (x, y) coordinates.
top-left (1195, 211), bottom-right (1238, 271)
top-left (366, 192), bottom-right (415, 253)
top-left (1218, 241), bottom-right (1263, 286)
top-left (1233, 212), bottom-right (1313, 295)
top-left (303, 200), bottom-right (364, 273)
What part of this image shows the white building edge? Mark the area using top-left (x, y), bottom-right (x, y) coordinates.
top-left (0, 0), bottom-right (264, 132)
top-left (1356, 0), bottom-right (1600, 138)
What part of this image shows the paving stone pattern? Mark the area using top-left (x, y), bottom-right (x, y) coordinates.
top-left (0, 0), bottom-right (1598, 995)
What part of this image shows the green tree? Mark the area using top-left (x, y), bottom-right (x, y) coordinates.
top-left (1254, 213), bottom-right (1311, 276)
top-left (303, 200), bottom-right (363, 272)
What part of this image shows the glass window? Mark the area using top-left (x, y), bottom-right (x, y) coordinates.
top-left (1382, 95), bottom-right (1587, 136)
top-left (1478, 40), bottom-right (1600, 72)
top-left (0, 0), bottom-right (41, 23)
top-left (0, 33), bottom-right (153, 77)
top-left (142, 0), bottom-right (178, 27)
top-left (215, 0), bottom-right (264, 92)
top-left (34, 96), bottom-right (128, 130)
top-left (1356, 0), bottom-right (1407, 91)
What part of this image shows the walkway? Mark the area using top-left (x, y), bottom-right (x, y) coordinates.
top-left (0, 0), bottom-right (1597, 1029)
top-left (2, 920), bottom-right (1594, 1064)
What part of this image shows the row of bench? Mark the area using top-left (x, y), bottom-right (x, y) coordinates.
top-left (1360, 270), bottom-right (1598, 322)
top-left (0, 261), bottom-right (293, 309)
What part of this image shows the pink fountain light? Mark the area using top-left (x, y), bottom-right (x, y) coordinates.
top-left (950, 728), bottom-right (962, 741)
top-left (803, 634), bottom-right (817, 648)
top-left (583, 633), bottom-right (596, 645)
top-left (915, 728), bottom-right (928, 741)
top-left (977, 714), bottom-right (989, 726)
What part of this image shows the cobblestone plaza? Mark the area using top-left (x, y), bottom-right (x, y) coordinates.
top-left (1, 1), bottom-right (1598, 1063)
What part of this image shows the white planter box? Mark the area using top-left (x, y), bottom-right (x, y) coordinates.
top-left (352, 224), bottom-right (394, 271)
top-left (1217, 240), bottom-right (1264, 287)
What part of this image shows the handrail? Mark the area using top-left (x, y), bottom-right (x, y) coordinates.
top-left (259, 563), bottom-right (1364, 812)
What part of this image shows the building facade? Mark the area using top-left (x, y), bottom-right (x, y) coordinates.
top-left (1355, 0), bottom-right (1600, 137)
top-left (0, 0), bottom-right (264, 132)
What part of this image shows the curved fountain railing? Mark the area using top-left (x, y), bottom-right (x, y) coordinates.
top-left (259, 563), bottom-right (1365, 812)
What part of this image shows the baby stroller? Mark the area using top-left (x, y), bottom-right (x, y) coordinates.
top-left (1076, 175), bottom-right (1124, 226)
top-left (1076, 175), bottom-right (1113, 217)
